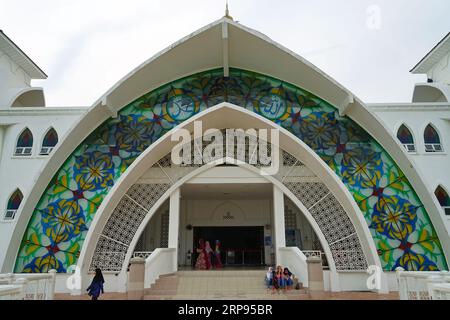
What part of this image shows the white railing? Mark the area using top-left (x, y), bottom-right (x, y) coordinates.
top-left (402, 143), bottom-right (416, 153)
top-left (428, 283), bottom-right (450, 300)
top-left (0, 270), bottom-right (56, 300)
top-left (302, 251), bottom-right (322, 259)
top-left (278, 247), bottom-right (309, 287)
top-left (396, 268), bottom-right (450, 300)
top-left (133, 251), bottom-right (153, 259)
top-left (0, 285), bottom-right (24, 300)
top-left (144, 248), bottom-right (176, 288)
top-left (40, 146), bottom-right (55, 155)
top-left (443, 206), bottom-right (450, 216)
top-left (4, 209), bottom-right (17, 220)
top-left (14, 147), bottom-right (32, 156)
top-left (424, 143), bottom-right (443, 152)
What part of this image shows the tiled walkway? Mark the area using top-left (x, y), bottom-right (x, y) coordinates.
top-left (55, 269), bottom-right (399, 300)
top-left (55, 291), bottom-right (399, 300)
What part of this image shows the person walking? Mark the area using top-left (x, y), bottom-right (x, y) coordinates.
top-left (195, 239), bottom-right (208, 270)
top-left (205, 241), bottom-right (213, 270)
top-left (214, 240), bottom-right (223, 269)
top-left (87, 268), bottom-right (105, 300)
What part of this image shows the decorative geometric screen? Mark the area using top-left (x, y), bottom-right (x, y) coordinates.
top-left (89, 184), bottom-right (170, 271)
top-left (15, 68), bottom-right (447, 273)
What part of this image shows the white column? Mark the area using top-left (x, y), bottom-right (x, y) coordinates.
top-left (168, 188), bottom-right (180, 270)
top-left (273, 185), bottom-right (286, 265)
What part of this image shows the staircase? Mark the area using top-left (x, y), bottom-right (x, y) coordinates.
top-left (144, 270), bottom-right (309, 300)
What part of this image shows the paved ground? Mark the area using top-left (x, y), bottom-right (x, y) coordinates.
top-left (57, 269), bottom-right (399, 300)
top-left (55, 291), bottom-right (399, 300)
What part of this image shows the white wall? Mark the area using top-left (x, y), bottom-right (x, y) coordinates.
top-left (428, 51), bottom-right (450, 84)
top-left (0, 51), bottom-right (31, 108)
top-left (0, 108), bottom-right (86, 270)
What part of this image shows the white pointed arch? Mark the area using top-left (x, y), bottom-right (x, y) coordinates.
top-left (76, 103), bottom-right (381, 293)
top-left (39, 127), bottom-right (59, 155)
top-left (14, 127), bottom-right (33, 156)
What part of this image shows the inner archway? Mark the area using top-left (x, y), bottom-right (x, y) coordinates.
top-left (75, 103), bottom-right (382, 292)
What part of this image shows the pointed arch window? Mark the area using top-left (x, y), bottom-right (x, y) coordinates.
top-left (40, 128), bottom-right (58, 155)
top-left (397, 124), bottom-right (416, 152)
top-left (15, 128), bottom-right (33, 156)
top-left (5, 189), bottom-right (23, 220)
top-left (424, 124), bottom-right (443, 152)
top-left (435, 186), bottom-right (450, 216)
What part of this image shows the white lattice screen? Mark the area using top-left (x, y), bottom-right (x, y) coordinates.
top-left (89, 132), bottom-right (368, 271)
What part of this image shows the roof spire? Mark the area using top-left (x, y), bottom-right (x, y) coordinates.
top-left (224, 0), bottom-right (233, 20)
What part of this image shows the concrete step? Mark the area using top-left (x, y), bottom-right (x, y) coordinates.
top-left (176, 270), bottom-right (266, 278)
top-left (144, 269), bottom-right (307, 300)
top-left (145, 289), bottom-right (178, 296)
top-left (144, 292), bottom-right (310, 300)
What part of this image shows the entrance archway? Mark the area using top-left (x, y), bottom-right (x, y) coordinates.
top-left (10, 69), bottom-right (448, 278)
top-left (76, 103), bottom-right (381, 292)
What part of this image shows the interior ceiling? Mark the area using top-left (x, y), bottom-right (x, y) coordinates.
top-left (181, 183), bottom-right (272, 200)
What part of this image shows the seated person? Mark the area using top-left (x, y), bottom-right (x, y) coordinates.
top-left (265, 267), bottom-right (273, 290)
top-left (283, 267), bottom-right (294, 289)
top-left (276, 265), bottom-right (285, 290)
top-left (271, 270), bottom-right (280, 293)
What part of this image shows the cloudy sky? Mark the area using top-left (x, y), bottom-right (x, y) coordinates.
top-left (1, 0), bottom-right (449, 106)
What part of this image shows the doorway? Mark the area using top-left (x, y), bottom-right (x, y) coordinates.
top-left (192, 226), bottom-right (265, 267)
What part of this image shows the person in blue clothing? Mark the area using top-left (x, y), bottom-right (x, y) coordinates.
top-left (283, 267), bottom-right (294, 290)
top-left (265, 267), bottom-right (273, 291)
top-left (87, 268), bottom-right (105, 300)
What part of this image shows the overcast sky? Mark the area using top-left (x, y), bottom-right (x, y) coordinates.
top-left (1, 0), bottom-right (449, 106)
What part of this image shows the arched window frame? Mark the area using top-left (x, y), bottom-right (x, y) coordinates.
top-left (396, 123), bottom-right (416, 153)
top-left (40, 127), bottom-right (58, 156)
top-left (14, 127), bottom-right (33, 156)
top-left (423, 123), bottom-right (444, 153)
top-left (5, 188), bottom-right (23, 220)
top-left (435, 185), bottom-right (450, 216)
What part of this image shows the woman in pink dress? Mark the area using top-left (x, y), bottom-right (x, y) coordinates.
top-left (195, 239), bottom-right (208, 270)
top-left (214, 240), bottom-right (223, 269)
top-left (205, 241), bottom-right (213, 269)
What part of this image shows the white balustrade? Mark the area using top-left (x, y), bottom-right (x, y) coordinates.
top-left (0, 285), bottom-right (24, 300)
top-left (428, 283), bottom-right (450, 300)
top-left (302, 251), bottom-right (322, 259)
top-left (396, 268), bottom-right (450, 300)
top-left (144, 248), bottom-right (177, 288)
top-left (133, 251), bottom-right (153, 259)
top-left (278, 247), bottom-right (309, 287)
top-left (0, 269), bottom-right (56, 300)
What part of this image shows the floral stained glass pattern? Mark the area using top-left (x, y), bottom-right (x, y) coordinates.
top-left (15, 68), bottom-right (448, 273)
